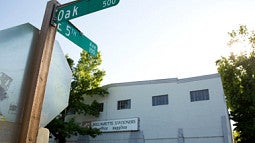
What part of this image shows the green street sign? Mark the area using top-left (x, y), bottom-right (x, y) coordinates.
top-left (55, 0), bottom-right (120, 23)
top-left (57, 21), bottom-right (97, 57)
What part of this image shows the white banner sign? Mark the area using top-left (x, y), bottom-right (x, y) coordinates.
top-left (82, 118), bottom-right (139, 132)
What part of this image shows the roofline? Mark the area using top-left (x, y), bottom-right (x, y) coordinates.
top-left (104, 73), bottom-right (220, 88)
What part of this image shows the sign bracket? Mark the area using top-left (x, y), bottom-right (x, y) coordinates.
top-left (50, 2), bottom-right (59, 26)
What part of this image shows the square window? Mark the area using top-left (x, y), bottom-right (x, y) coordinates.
top-left (117, 99), bottom-right (131, 110)
top-left (152, 94), bottom-right (168, 106)
top-left (190, 89), bottom-right (209, 102)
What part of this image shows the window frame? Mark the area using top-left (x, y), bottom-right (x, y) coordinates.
top-left (152, 94), bottom-right (169, 106)
top-left (117, 99), bottom-right (131, 110)
top-left (98, 103), bottom-right (104, 112)
top-left (190, 89), bottom-right (210, 102)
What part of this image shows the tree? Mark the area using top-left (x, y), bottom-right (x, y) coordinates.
top-left (46, 51), bottom-right (108, 143)
top-left (216, 25), bottom-right (255, 143)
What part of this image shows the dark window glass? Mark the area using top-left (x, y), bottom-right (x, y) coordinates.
top-left (190, 89), bottom-right (209, 102)
top-left (152, 94), bottom-right (168, 106)
top-left (117, 99), bottom-right (131, 110)
top-left (99, 103), bottom-right (104, 112)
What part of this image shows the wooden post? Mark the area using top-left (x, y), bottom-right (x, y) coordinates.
top-left (19, 0), bottom-right (57, 142)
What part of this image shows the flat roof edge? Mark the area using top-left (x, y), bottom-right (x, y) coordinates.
top-left (104, 73), bottom-right (220, 88)
top-left (177, 73), bottom-right (220, 83)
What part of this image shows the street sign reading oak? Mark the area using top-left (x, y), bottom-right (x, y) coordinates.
top-left (54, 0), bottom-right (120, 57)
top-left (54, 0), bottom-right (119, 57)
top-left (19, 0), bottom-right (120, 142)
top-left (56, 0), bottom-right (120, 23)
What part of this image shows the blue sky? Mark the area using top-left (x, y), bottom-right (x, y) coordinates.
top-left (1, 0), bottom-right (255, 85)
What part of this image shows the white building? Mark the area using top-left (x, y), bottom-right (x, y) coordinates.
top-left (70, 73), bottom-right (232, 143)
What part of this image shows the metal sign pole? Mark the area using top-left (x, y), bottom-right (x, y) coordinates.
top-left (19, 0), bottom-right (57, 142)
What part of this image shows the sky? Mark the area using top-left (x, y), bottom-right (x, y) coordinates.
top-left (1, 0), bottom-right (255, 85)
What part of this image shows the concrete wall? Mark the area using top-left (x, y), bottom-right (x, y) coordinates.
top-left (70, 74), bottom-right (232, 143)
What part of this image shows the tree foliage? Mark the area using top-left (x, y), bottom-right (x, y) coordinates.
top-left (216, 25), bottom-right (255, 143)
top-left (46, 51), bottom-right (108, 142)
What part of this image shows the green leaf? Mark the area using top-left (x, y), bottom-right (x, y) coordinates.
top-left (216, 25), bottom-right (255, 143)
top-left (46, 51), bottom-right (107, 141)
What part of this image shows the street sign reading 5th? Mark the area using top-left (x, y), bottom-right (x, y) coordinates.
top-left (57, 21), bottom-right (98, 57)
top-left (55, 0), bottom-right (120, 23)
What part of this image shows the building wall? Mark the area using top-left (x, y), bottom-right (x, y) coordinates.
top-left (70, 74), bottom-right (232, 143)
